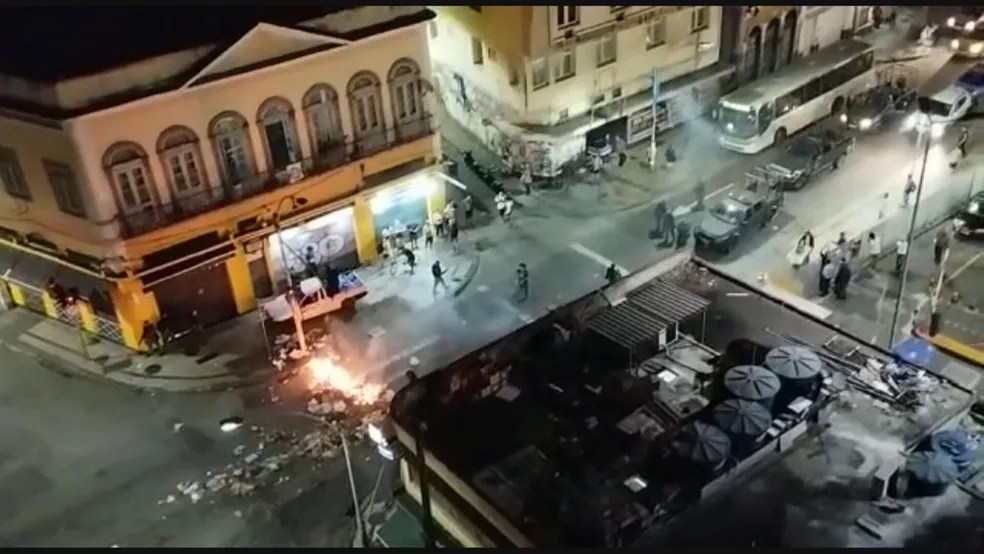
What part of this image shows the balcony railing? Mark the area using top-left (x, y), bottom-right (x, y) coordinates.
top-left (118, 115), bottom-right (435, 238)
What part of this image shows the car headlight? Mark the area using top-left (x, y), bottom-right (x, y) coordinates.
top-left (953, 218), bottom-right (966, 229)
top-left (952, 39), bottom-right (961, 50)
top-left (903, 113), bottom-right (917, 130)
top-left (859, 118), bottom-right (873, 130)
top-left (931, 122), bottom-right (945, 139)
top-left (966, 21), bottom-right (976, 32)
top-left (972, 42), bottom-right (984, 54)
top-left (839, 113), bottom-right (848, 124)
top-left (726, 122), bottom-right (735, 132)
top-left (948, 17), bottom-right (957, 27)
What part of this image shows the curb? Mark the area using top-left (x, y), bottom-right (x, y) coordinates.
top-left (453, 252), bottom-right (481, 297)
top-left (4, 335), bottom-right (293, 394)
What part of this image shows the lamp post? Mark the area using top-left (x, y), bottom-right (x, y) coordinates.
top-left (273, 196), bottom-right (308, 354)
top-left (649, 70), bottom-right (661, 171)
top-left (887, 104), bottom-right (934, 348)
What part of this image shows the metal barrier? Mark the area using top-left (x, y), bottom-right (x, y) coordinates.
top-left (14, 281), bottom-right (47, 315)
top-left (93, 313), bottom-right (125, 344)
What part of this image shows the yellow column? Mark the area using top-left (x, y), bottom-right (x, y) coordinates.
top-left (7, 282), bottom-right (25, 306)
top-left (426, 176), bottom-right (447, 217)
top-left (225, 248), bottom-right (256, 314)
top-left (353, 197), bottom-right (378, 264)
top-left (41, 290), bottom-right (58, 318)
top-left (77, 301), bottom-right (97, 333)
top-left (110, 278), bottom-right (157, 351)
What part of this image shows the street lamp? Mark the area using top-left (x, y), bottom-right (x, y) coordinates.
top-left (272, 195), bottom-right (309, 354)
top-left (887, 97), bottom-right (934, 348)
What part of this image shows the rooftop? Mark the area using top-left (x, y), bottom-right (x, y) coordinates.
top-left (390, 258), bottom-right (975, 548)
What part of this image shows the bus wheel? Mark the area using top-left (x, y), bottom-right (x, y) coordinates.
top-left (831, 96), bottom-right (846, 116)
top-left (774, 128), bottom-right (787, 145)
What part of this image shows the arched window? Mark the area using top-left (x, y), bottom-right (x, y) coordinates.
top-left (156, 126), bottom-right (206, 200)
top-left (208, 112), bottom-right (254, 185)
top-left (102, 142), bottom-right (154, 214)
top-left (347, 71), bottom-right (386, 154)
top-left (388, 59), bottom-right (422, 124)
top-left (256, 97), bottom-right (300, 171)
top-left (303, 84), bottom-right (344, 157)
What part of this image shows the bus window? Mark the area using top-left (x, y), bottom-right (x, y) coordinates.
top-left (776, 90), bottom-right (801, 115)
top-left (804, 78), bottom-right (822, 103)
top-left (720, 104), bottom-right (760, 138)
top-left (757, 103), bottom-right (774, 134)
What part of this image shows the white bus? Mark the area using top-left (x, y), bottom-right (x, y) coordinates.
top-left (718, 39), bottom-right (876, 154)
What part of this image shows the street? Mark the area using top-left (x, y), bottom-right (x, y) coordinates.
top-left (3, 23), bottom-right (983, 547)
top-left (0, 319), bottom-right (388, 547)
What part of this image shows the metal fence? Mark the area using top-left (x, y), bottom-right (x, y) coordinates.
top-left (93, 313), bottom-right (125, 344)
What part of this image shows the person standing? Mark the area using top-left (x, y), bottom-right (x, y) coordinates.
top-left (432, 210), bottom-right (445, 238)
top-left (819, 259), bottom-right (836, 297)
top-left (866, 232), bottom-right (882, 268)
top-left (495, 191), bottom-right (508, 221)
top-left (933, 229), bottom-right (950, 266)
top-left (958, 125), bottom-right (969, 158)
top-left (895, 238), bottom-right (909, 275)
top-left (423, 222), bottom-right (435, 250)
top-left (449, 219), bottom-right (460, 253)
top-left (902, 175), bottom-right (916, 207)
top-left (694, 178), bottom-right (706, 212)
top-left (877, 191), bottom-right (890, 221)
top-left (521, 164), bottom-right (533, 195)
top-left (463, 194), bottom-right (474, 228)
top-left (617, 150), bottom-right (628, 168)
top-left (516, 263), bottom-right (530, 301)
top-left (833, 259), bottom-right (852, 300)
top-left (431, 260), bottom-right (447, 295)
top-left (605, 263), bottom-right (621, 286)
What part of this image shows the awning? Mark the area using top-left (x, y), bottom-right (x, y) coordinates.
top-left (627, 280), bottom-right (710, 325)
top-left (0, 242), bottom-right (111, 300)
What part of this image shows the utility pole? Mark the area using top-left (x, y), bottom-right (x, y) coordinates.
top-left (415, 422), bottom-right (437, 548)
top-left (928, 248), bottom-right (950, 336)
top-left (342, 435), bottom-right (369, 547)
top-left (648, 69), bottom-right (661, 171)
top-left (888, 113), bottom-right (933, 348)
top-left (272, 195), bottom-right (308, 354)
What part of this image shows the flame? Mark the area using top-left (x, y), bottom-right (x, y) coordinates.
top-left (308, 357), bottom-right (383, 405)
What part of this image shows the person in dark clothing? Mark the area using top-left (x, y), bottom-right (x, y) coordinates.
top-left (903, 175), bottom-right (916, 206)
top-left (449, 220), bottom-right (460, 252)
top-left (653, 201), bottom-right (668, 240)
top-left (819, 259), bottom-right (836, 297)
top-left (463, 195), bottom-right (474, 227)
top-left (431, 261), bottom-right (447, 294)
top-left (958, 126), bottom-right (969, 158)
top-left (141, 320), bottom-right (160, 354)
top-left (833, 261), bottom-right (852, 300)
top-left (933, 229), bottom-right (950, 266)
top-left (323, 264), bottom-right (340, 296)
top-left (516, 263), bottom-right (530, 301)
top-left (400, 246), bottom-right (416, 274)
top-left (424, 223), bottom-right (434, 249)
top-left (605, 263), bottom-right (621, 286)
top-left (618, 151), bottom-right (627, 168)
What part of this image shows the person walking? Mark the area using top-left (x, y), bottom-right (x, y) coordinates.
top-left (605, 263), bottom-right (621, 286)
top-left (495, 191), bottom-right (508, 221)
top-left (902, 175), bottom-right (916, 207)
top-left (958, 125), bottom-right (969, 158)
top-left (617, 150), bottom-right (628, 168)
top-left (694, 178), bottom-right (706, 212)
top-left (833, 259), bottom-right (852, 300)
top-left (521, 164), bottom-right (533, 195)
top-left (933, 229), bottom-right (950, 266)
top-left (516, 263), bottom-right (530, 301)
top-left (848, 236), bottom-right (862, 260)
top-left (895, 238), bottom-right (909, 276)
top-left (424, 222), bottom-right (434, 250)
top-left (877, 191), bottom-right (890, 221)
top-left (819, 258), bottom-right (836, 297)
top-left (836, 231), bottom-right (847, 248)
top-left (463, 194), bottom-right (474, 228)
top-left (431, 260), bottom-right (447, 295)
top-left (449, 219), bottom-right (460, 253)
top-left (866, 232), bottom-right (882, 268)
top-left (432, 210), bottom-right (445, 238)
top-left (400, 246), bottom-right (416, 275)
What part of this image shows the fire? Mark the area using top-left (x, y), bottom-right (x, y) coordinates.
top-left (308, 357), bottom-right (383, 405)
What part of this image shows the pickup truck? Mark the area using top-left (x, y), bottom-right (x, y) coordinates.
top-left (262, 271), bottom-right (367, 323)
top-left (694, 185), bottom-right (784, 255)
top-left (768, 130), bottom-right (855, 190)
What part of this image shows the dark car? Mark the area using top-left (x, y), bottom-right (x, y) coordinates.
top-left (768, 130), bottom-right (855, 190)
top-left (840, 85), bottom-right (911, 132)
top-left (694, 186), bottom-right (783, 255)
top-left (956, 65), bottom-right (984, 99)
top-left (952, 192), bottom-right (984, 240)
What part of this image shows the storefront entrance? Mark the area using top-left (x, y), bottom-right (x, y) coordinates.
top-left (268, 207), bottom-right (357, 291)
top-left (149, 259), bottom-right (238, 330)
top-left (370, 177), bottom-right (432, 237)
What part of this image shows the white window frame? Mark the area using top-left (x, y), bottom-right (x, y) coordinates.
top-left (596, 33), bottom-right (617, 67)
top-left (164, 145), bottom-right (204, 197)
top-left (531, 58), bottom-right (549, 89)
top-left (45, 162), bottom-right (85, 217)
top-left (555, 6), bottom-right (579, 29)
top-left (691, 7), bottom-right (710, 33)
top-left (112, 159), bottom-right (154, 214)
top-left (259, 104), bottom-right (298, 168)
top-left (553, 49), bottom-right (576, 82)
top-left (0, 146), bottom-right (30, 200)
top-left (390, 76), bottom-right (421, 124)
top-left (215, 130), bottom-right (250, 184)
top-left (647, 16), bottom-right (667, 49)
top-left (351, 88), bottom-right (383, 136)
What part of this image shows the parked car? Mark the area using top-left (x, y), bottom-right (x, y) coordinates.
top-left (768, 130), bottom-right (854, 190)
top-left (952, 192), bottom-right (984, 240)
top-left (956, 64), bottom-right (984, 99)
top-left (262, 272), bottom-right (367, 323)
top-left (694, 185), bottom-right (783, 255)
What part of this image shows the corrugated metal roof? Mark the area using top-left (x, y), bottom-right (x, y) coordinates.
top-left (586, 302), bottom-right (668, 351)
top-left (627, 280), bottom-right (710, 325)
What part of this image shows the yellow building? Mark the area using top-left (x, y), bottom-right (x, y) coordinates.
top-left (0, 6), bottom-right (445, 351)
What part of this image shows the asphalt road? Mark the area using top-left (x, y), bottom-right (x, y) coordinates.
top-left (0, 322), bottom-right (388, 547)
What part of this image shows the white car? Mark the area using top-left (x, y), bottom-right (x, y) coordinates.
top-left (261, 273), bottom-right (367, 323)
top-left (900, 85), bottom-right (973, 139)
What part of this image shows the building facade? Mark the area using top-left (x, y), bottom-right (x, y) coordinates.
top-left (0, 6), bottom-right (444, 351)
top-left (429, 6), bottom-right (735, 176)
top-left (796, 6), bottom-right (859, 57)
top-left (736, 6), bottom-right (800, 84)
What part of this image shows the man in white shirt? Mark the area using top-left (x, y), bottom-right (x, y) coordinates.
top-left (867, 232), bottom-right (882, 268)
top-left (895, 238), bottom-right (909, 276)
